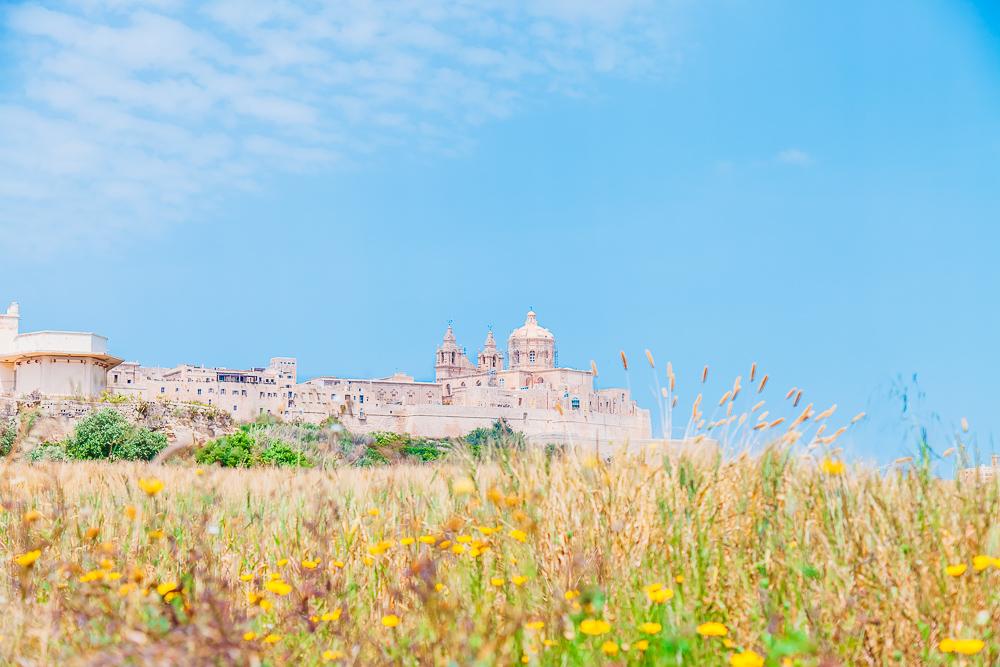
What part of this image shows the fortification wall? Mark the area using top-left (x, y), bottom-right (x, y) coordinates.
top-left (340, 403), bottom-right (651, 445)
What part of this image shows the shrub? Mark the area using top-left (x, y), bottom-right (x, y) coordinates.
top-left (0, 416), bottom-right (16, 457)
top-left (260, 440), bottom-right (312, 467)
top-left (195, 427), bottom-right (312, 468)
top-left (28, 442), bottom-right (70, 462)
top-left (63, 409), bottom-right (167, 462)
top-left (465, 418), bottom-right (525, 457)
top-left (195, 430), bottom-right (256, 467)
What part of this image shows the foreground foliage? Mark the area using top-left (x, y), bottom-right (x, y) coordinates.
top-left (1, 444), bottom-right (997, 666)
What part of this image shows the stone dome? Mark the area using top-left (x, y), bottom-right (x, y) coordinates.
top-left (508, 311), bottom-right (554, 341)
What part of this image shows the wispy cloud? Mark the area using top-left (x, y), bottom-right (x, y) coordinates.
top-left (775, 148), bottom-right (813, 166)
top-left (0, 0), bottom-right (672, 254)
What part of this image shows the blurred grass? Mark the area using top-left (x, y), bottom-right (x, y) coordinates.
top-left (0, 441), bottom-right (997, 665)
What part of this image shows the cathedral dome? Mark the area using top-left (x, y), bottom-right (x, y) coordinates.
top-left (508, 311), bottom-right (554, 341)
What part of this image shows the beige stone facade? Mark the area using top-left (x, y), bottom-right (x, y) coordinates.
top-left (958, 455), bottom-right (1000, 484)
top-left (0, 302), bottom-right (122, 399)
top-left (1, 302), bottom-right (651, 445)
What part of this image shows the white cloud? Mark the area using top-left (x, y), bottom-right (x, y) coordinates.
top-left (0, 0), bottom-right (673, 255)
top-left (775, 148), bottom-right (813, 166)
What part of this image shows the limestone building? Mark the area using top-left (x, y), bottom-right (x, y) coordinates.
top-left (101, 308), bottom-right (651, 445)
top-left (0, 302), bottom-right (122, 399)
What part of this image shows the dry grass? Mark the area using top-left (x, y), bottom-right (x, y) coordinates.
top-left (1, 442), bottom-right (998, 666)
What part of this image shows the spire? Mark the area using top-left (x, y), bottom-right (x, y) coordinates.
top-left (483, 328), bottom-right (496, 349)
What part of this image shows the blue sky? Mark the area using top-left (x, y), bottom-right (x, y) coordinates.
top-left (0, 0), bottom-right (997, 464)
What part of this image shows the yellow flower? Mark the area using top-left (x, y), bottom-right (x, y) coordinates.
top-left (638, 622), bottom-right (662, 635)
top-left (512, 575), bottom-right (528, 586)
top-left (525, 621), bottom-right (545, 630)
top-left (456, 534), bottom-right (473, 544)
top-left (85, 526), bottom-right (100, 540)
top-left (381, 614), bottom-right (400, 628)
top-left (117, 583), bottom-right (136, 596)
top-left (240, 573), bottom-right (254, 582)
top-left (634, 640), bottom-right (649, 651)
top-left (543, 639), bottom-right (558, 648)
top-left (194, 468), bottom-right (205, 476)
top-left (100, 558), bottom-right (114, 570)
top-left (418, 535), bottom-right (437, 545)
top-left (321, 609), bottom-right (342, 622)
top-left (564, 590), bottom-right (580, 600)
top-left (400, 537), bottom-right (415, 546)
top-left (478, 526), bottom-right (498, 535)
top-left (14, 549), bottom-right (41, 568)
top-left (263, 633), bottom-right (281, 644)
top-left (322, 650), bottom-right (345, 662)
top-left (332, 560), bottom-right (345, 569)
top-left (301, 559), bottom-right (320, 569)
top-left (643, 583), bottom-right (675, 603)
top-left (730, 650), bottom-right (765, 667)
top-left (675, 574), bottom-right (684, 584)
top-left (138, 477), bottom-right (165, 496)
top-left (434, 582), bottom-right (445, 593)
top-left (243, 632), bottom-right (257, 641)
top-left (945, 563), bottom-right (967, 577)
top-left (367, 508), bottom-right (380, 517)
top-left (509, 529), bottom-right (528, 543)
top-left (600, 641), bottom-right (619, 656)
top-left (451, 544), bottom-right (466, 555)
top-left (156, 581), bottom-right (178, 597)
top-left (124, 505), bottom-right (137, 520)
top-left (939, 638), bottom-right (985, 655)
top-left (276, 558), bottom-right (289, 567)
top-left (579, 619), bottom-right (611, 636)
top-left (107, 572), bottom-right (122, 581)
top-left (148, 529), bottom-right (165, 540)
top-left (697, 622), bottom-right (728, 637)
top-left (972, 554), bottom-right (992, 572)
top-left (22, 510), bottom-right (41, 523)
top-left (723, 639), bottom-right (736, 648)
top-left (265, 580), bottom-right (292, 596)
top-left (453, 478), bottom-right (476, 495)
top-left (490, 577), bottom-right (505, 586)
top-left (821, 458), bottom-right (845, 475)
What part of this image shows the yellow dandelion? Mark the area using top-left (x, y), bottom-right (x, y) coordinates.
top-left (730, 650), bottom-right (765, 667)
top-left (525, 621), bottom-right (545, 630)
top-left (262, 633), bottom-right (281, 644)
top-left (601, 641), bottom-right (619, 656)
top-left (332, 560), bottom-right (345, 569)
top-left (301, 559), bottom-right (319, 569)
top-left (400, 537), bottom-right (415, 546)
top-left (675, 574), bottom-right (685, 584)
top-left (381, 614), bottom-right (400, 628)
top-left (939, 638), bottom-right (984, 655)
top-left (821, 458), bottom-right (845, 475)
top-left (579, 618), bottom-right (611, 636)
top-left (156, 581), bottom-right (178, 596)
top-left (117, 583), bottom-right (136, 596)
top-left (418, 535), bottom-right (437, 545)
top-left (972, 554), bottom-right (992, 572)
top-left (137, 478), bottom-right (165, 496)
top-left (321, 609), bottom-right (342, 622)
top-left (124, 505), bottom-right (137, 520)
top-left (265, 580), bottom-right (292, 596)
top-left (240, 573), bottom-right (254, 582)
top-left (509, 529), bottom-right (528, 543)
top-left (697, 622), bottom-right (728, 637)
top-left (243, 632), bottom-right (257, 641)
top-left (512, 575), bottom-right (528, 586)
top-left (14, 549), bottom-right (41, 568)
top-left (490, 576), bottom-right (504, 586)
top-left (634, 639), bottom-right (649, 651)
top-left (564, 589), bottom-right (580, 600)
top-left (367, 508), bottom-right (379, 517)
top-left (148, 529), bottom-right (165, 540)
top-left (322, 650), bottom-right (344, 662)
top-left (22, 510), bottom-right (41, 524)
top-left (638, 622), bottom-right (662, 635)
top-left (194, 468), bottom-right (205, 475)
top-left (945, 563), bottom-right (967, 577)
top-left (276, 558), bottom-right (289, 567)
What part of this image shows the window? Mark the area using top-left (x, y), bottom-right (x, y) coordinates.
top-left (160, 387), bottom-right (165, 394)
top-left (197, 389), bottom-right (202, 396)
top-left (529, 351), bottom-right (536, 363)
top-left (233, 405), bottom-right (237, 412)
top-left (571, 397), bottom-right (580, 410)
top-left (220, 388), bottom-right (226, 395)
top-left (113, 374), bottom-right (119, 383)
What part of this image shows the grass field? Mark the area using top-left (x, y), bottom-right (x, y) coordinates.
top-left (1, 440), bottom-right (997, 666)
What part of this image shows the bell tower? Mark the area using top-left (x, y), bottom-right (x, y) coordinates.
top-left (434, 323), bottom-right (475, 381)
top-left (477, 328), bottom-right (504, 373)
